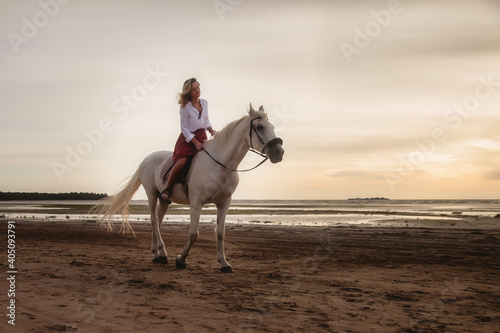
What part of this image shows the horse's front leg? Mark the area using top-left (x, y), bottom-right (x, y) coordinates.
top-left (175, 204), bottom-right (201, 269)
top-left (216, 197), bottom-right (233, 273)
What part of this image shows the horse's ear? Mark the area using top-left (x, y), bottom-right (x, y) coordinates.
top-left (249, 103), bottom-right (257, 116)
top-left (259, 105), bottom-right (264, 111)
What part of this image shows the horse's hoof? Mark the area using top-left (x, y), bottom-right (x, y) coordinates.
top-left (152, 256), bottom-right (168, 264)
top-left (221, 266), bottom-right (234, 273)
top-left (175, 258), bottom-right (186, 269)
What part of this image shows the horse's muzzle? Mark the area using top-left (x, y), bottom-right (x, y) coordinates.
top-left (267, 137), bottom-right (284, 163)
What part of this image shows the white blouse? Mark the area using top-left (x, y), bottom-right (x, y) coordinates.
top-left (179, 98), bottom-right (212, 142)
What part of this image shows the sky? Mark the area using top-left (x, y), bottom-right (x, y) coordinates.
top-left (1, 0), bottom-right (499, 200)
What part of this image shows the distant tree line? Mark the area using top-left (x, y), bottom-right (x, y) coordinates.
top-left (347, 197), bottom-right (390, 201)
top-left (0, 191), bottom-right (108, 201)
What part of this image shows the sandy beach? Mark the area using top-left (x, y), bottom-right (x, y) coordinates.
top-left (1, 217), bottom-right (499, 333)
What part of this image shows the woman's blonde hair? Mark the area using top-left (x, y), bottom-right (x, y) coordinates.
top-left (177, 77), bottom-right (198, 107)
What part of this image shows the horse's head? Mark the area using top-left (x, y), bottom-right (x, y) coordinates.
top-left (248, 104), bottom-right (284, 164)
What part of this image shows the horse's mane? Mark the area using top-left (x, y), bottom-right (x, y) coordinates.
top-left (210, 116), bottom-right (247, 145)
top-left (208, 109), bottom-right (268, 146)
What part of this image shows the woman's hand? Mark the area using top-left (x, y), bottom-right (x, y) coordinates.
top-left (208, 127), bottom-right (217, 137)
top-left (191, 138), bottom-right (204, 151)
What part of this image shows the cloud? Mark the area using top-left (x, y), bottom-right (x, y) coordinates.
top-left (1, 1), bottom-right (499, 199)
top-left (484, 169), bottom-right (500, 180)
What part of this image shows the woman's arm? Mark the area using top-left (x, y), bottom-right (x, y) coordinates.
top-left (203, 100), bottom-right (216, 136)
top-left (207, 127), bottom-right (217, 136)
top-left (191, 138), bottom-right (204, 151)
top-left (180, 107), bottom-right (195, 142)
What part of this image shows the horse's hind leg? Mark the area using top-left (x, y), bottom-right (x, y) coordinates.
top-left (149, 195), bottom-right (168, 264)
top-left (156, 199), bottom-right (170, 258)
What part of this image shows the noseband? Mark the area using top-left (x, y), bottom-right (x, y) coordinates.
top-left (203, 116), bottom-right (283, 172)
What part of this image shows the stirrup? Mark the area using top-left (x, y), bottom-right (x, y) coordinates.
top-left (160, 188), bottom-right (172, 204)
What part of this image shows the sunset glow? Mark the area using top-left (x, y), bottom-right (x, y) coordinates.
top-left (1, 0), bottom-right (499, 199)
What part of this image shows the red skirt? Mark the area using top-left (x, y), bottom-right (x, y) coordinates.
top-left (172, 129), bottom-right (207, 162)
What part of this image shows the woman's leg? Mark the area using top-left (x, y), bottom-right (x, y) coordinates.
top-left (161, 157), bottom-right (187, 200)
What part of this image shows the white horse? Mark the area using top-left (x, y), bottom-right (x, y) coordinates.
top-left (94, 105), bottom-right (284, 273)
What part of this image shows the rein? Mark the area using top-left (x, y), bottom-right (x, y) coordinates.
top-left (202, 116), bottom-right (281, 173)
top-left (202, 147), bottom-right (268, 172)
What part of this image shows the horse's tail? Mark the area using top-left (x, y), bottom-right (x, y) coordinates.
top-left (91, 168), bottom-right (142, 235)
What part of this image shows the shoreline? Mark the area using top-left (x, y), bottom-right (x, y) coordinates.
top-left (1, 200), bottom-right (499, 230)
top-left (1, 219), bottom-right (499, 332)
top-left (1, 214), bottom-right (499, 231)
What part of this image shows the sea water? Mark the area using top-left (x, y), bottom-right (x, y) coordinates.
top-left (1, 199), bottom-right (499, 228)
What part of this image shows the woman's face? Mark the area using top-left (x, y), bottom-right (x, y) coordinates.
top-left (190, 81), bottom-right (201, 99)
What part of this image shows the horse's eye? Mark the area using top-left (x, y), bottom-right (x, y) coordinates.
top-left (256, 125), bottom-right (264, 131)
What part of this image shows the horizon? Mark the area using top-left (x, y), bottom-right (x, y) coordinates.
top-left (1, 190), bottom-right (499, 202)
top-left (1, 1), bottom-right (499, 200)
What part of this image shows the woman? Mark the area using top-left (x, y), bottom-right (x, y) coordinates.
top-left (161, 78), bottom-right (216, 202)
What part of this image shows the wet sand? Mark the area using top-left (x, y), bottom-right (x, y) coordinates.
top-left (1, 219), bottom-right (499, 332)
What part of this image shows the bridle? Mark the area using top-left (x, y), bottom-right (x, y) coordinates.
top-left (248, 116), bottom-right (284, 158)
top-left (203, 116), bottom-right (283, 172)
